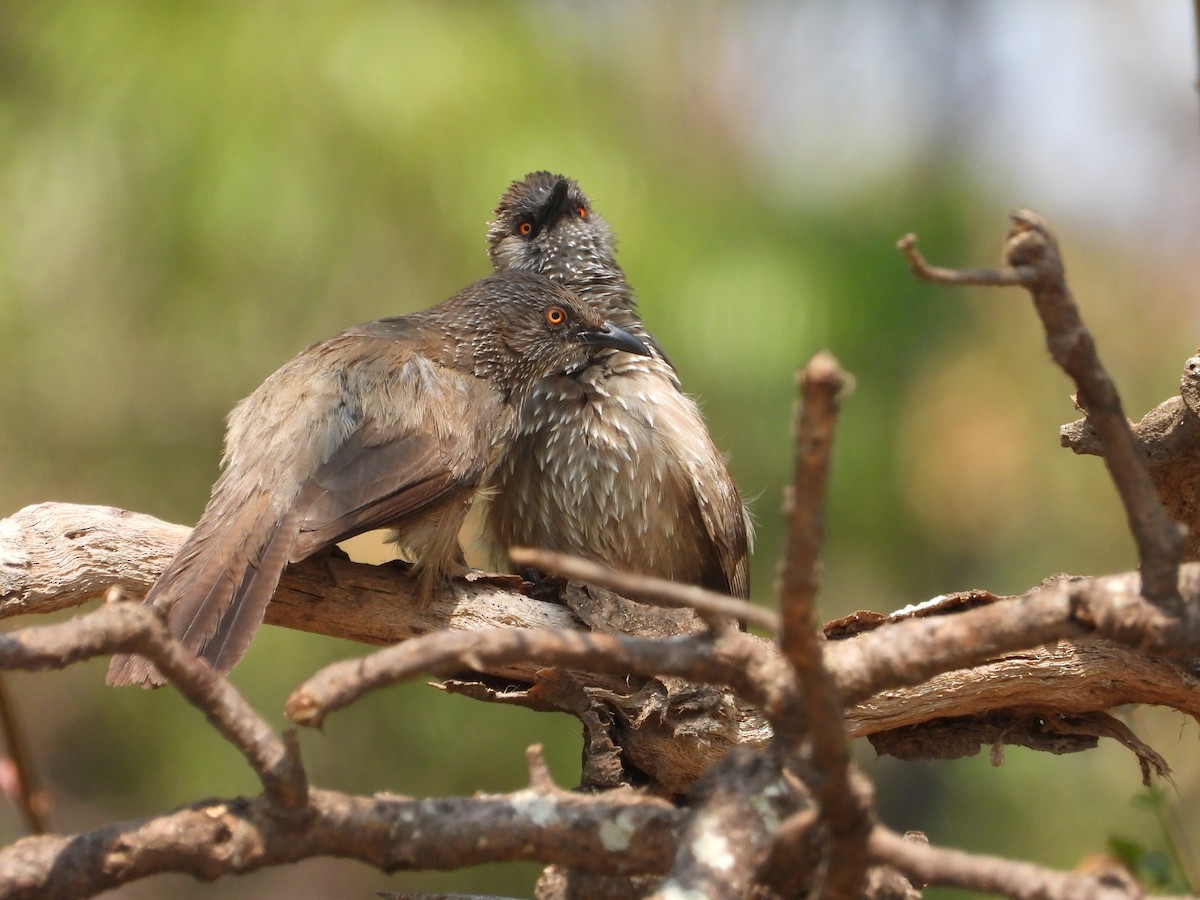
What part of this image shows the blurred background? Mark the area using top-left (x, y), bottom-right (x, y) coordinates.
top-left (1, 2), bottom-right (1198, 896)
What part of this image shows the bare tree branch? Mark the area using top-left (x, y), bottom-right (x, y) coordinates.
top-left (0, 672), bottom-right (47, 834)
top-left (0, 782), bottom-right (680, 900)
top-left (900, 211), bottom-right (1188, 614)
top-left (0, 597), bottom-right (306, 808)
top-left (285, 627), bottom-right (770, 728)
top-left (776, 350), bottom-right (871, 900)
top-left (868, 826), bottom-right (1156, 900)
top-left (897, 234), bottom-right (1030, 286)
top-left (508, 546), bottom-right (778, 634)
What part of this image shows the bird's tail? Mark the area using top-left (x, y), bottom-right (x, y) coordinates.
top-left (106, 495), bottom-right (296, 687)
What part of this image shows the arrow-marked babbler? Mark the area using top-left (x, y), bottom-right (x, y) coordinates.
top-left (107, 271), bottom-right (650, 687)
top-left (485, 172), bottom-right (752, 599)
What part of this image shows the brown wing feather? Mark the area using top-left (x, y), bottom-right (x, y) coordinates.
top-left (288, 423), bottom-right (473, 562)
top-left (107, 331), bottom-right (511, 687)
top-left (689, 456), bottom-right (751, 599)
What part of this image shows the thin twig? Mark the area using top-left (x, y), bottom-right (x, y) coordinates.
top-left (776, 351), bottom-right (871, 900)
top-left (286, 627), bottom-right (775, 729)
top-left (0, 596), bottom-right (307, 809)
top-left (868, 825), bottom-right (1147, 900)
top-left (508, 546), bottom-right (778, 634)
top-left (0, 674), bottom-right (46, 834)
top-left (897, 234), bottom-right (1029, 286)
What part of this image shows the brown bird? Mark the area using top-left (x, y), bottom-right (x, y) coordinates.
top-left (107, 271), bottom-right (650, 687)
top-left (485, 172), bottom-right (752, 598)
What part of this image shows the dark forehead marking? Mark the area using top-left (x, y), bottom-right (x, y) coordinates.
top-left (496, 171), bottom-right (590, 217)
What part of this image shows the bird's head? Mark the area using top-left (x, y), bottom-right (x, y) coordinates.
top-left (462, 272), bottom-right (649, 388)
top-left (486, 172), bottom-right (618, 279)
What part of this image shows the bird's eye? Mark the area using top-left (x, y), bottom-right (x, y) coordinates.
top-left (577, 206), bottom-right (587, 220)
top-left (517, 220), bottom-right (534, 236)
top-left (545, 306), bottom-right (566, 326)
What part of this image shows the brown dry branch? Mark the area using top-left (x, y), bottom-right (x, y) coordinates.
top-left (867, 826), bottom-right (1153, 900)
top-left (285, 626), bottom-right (746, 727)
top-left (508, 545), bottom-right (779, 634)
top-left (900, 211), bottom-right (1189, 619)
top-left (5, 503), bottom-right (1198, 777)
top-left (0, 596), bottom-right (307, 809)
top-left (0, 774), bottom-right (680, 900)
top-left (0, 528), bottom-right (1185, 897)
top-left (0, 503), bottom-right (584, 659)
top-left (283, 573), bottom-right (1200, 771)
top-left (775, 350), bottom-right (872, 900)
top-left (0, 671), bottom-right (48, 835)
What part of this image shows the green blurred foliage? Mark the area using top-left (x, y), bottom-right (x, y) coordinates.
top-left (0, 2), bottom-right (1195, 897)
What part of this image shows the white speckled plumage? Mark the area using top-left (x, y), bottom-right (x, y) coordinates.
top-left (485, 172), bottom-right (752, 597)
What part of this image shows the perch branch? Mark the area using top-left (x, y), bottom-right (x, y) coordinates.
top-left (6, 503), bottom-right (1199, 782)
top-left (0, 502), bottom-right (584, 680)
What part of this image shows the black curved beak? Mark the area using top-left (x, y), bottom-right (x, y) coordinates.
top-left (575, 321), bottom-right (652, 358)
top-left (535, 178), bottom-right (572, 230)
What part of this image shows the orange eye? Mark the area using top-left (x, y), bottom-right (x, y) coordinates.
top-left (545, 306), bottom-right (566, 326)
top-left (577, 206), bottom-right (587, 219)
top-left (517, 221), bottom-right (533, 236)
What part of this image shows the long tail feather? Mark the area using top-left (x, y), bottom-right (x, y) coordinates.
top-left (106, 496), bottom-right (292, 687)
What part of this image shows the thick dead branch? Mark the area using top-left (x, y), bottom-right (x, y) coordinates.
top-left (827, 568), bottom-right (1200, 704)
top-left (0, 782), bottom-right (680, 900)
top-left (287, 575), bottom-right (1199, 787)
top-left (900, 211), bottom-right (1188, 614)
top-left (2, 498), bottom-right (1196, 896)
top-left (0, 503), bottom-right (583, 676)
top-left (6, 503), bottom-right (1199, 784)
